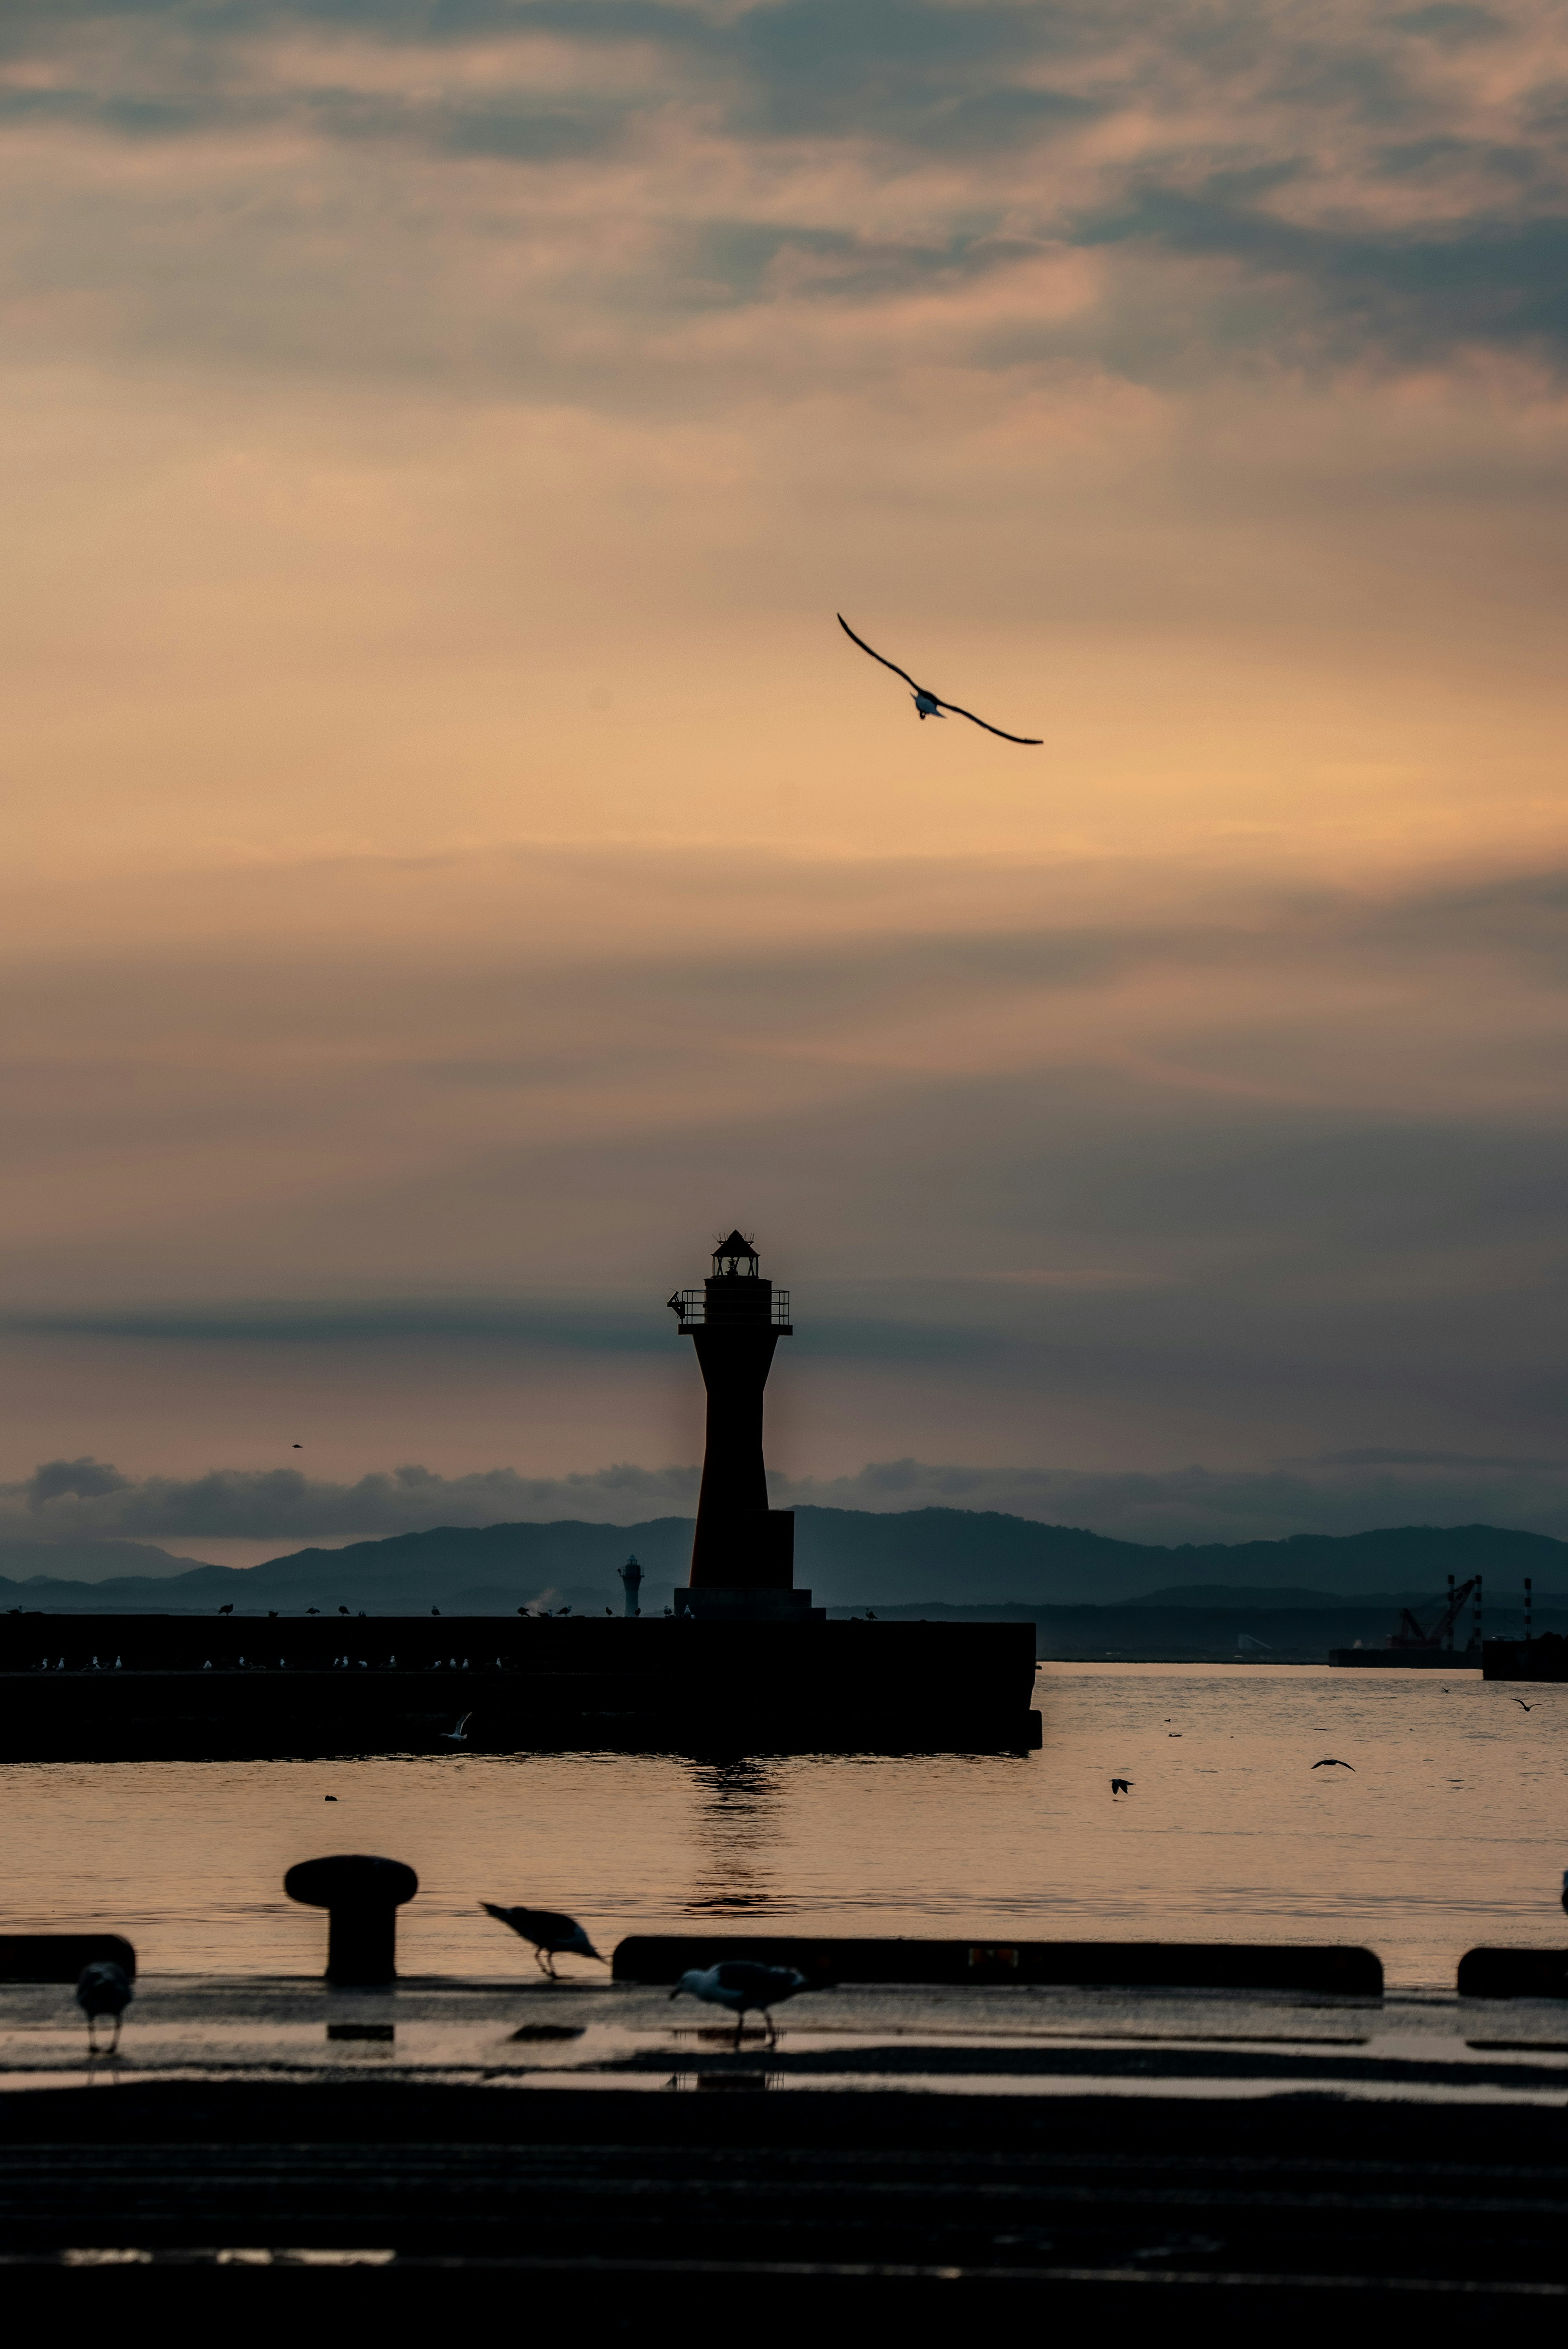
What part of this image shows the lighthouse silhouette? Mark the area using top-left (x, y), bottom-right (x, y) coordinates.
top-left (668, 1232), bottom-right (823, 1620)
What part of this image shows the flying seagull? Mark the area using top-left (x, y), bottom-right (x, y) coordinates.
top-left (480, 1903), bottom-right (605, 1978)
top-left (670, 1960), bottom-right (811, 2048)
top-left (442, 1711), bottom-right (473, 1744)
top-left (76, 1960), bottom-right (132, 2056)
top-left (1110, 1778), bottom-right (1133, 1794)
top-left (837, 614), bottom-right (1041, 743)
top-left (1312, 1758), bottom-right (1356, 1770)
top-left (1514, 1699), bottom-right (1536, 1712)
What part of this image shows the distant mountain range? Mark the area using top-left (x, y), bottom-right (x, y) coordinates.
top-left (2, 1509), bottom-right (1564, 1614)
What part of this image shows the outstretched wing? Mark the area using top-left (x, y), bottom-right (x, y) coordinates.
top-left (837, 613), bottom-right (923, 693)
top-left (935, 699), bottom-right (1041, 745)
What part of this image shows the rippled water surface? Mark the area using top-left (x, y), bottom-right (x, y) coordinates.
top-left (2, 1665), bottom-right (1564, 1989)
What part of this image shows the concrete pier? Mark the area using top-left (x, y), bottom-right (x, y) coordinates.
top-left (0, 1612), bottom-right (1040, 1759)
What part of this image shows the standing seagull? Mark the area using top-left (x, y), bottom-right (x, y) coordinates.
top-left (837, 614), bottom-right (1041, 743)
top-left (480, 1902), bottom-right (605, 1978)
top-left (76, 1961), bottom-right (132, 2056)
top-left (670, 1961), bottom-right (810, 2048)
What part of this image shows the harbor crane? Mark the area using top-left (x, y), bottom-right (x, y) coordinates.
top-left (1389, 1576), bottom-right (1478, 1653)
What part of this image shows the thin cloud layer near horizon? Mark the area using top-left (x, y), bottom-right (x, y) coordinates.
top-left (9, 1449), bottom-right (1568, 1569)
top-left (2, 2), bottom-right (1568, 1545)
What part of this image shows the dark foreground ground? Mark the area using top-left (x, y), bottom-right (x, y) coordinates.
top-left (2, 1973), bottom-right (1566, 2329)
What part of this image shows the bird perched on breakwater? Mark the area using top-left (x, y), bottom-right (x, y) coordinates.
top-left (670, 1960), bottom-right (810, 2048)
top-left (837, 614), bottom-right (1041, 743)
top-left (480, 1903), bottom-right (605, 1978)
top-left (1312, 1758), bottom-right (1356, 1770)
top-left (76, 1961), bottom-right (132, 2055)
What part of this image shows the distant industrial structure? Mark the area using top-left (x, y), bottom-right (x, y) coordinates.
top-left (1330, 1574), bottom-right (1481, 1668)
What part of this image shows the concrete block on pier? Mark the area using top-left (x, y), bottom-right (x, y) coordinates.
top-left (614, 1935), bottom-right (1384, 1995)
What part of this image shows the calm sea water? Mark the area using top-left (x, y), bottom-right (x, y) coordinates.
top-left (2, 1665), bottom-right (1563, 1991)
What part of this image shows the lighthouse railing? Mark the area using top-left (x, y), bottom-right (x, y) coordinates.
top-left (668, 1288), bottom-right (791, 1331)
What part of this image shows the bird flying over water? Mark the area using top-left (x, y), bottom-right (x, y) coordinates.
top-left (670, 1960), bottom-right (810, 2048)
top-left (442, 1711), bottom-right (473, 1744)
top-left (1514, 1699), bottom-right (1536, 1711)
top-left (837, 614), bottom-right (1041, 743)
top-left (1312, 1758), bottom-right (1356, 1770)
top-left (76, 1961), bottom-right (132, 2056)
top-left (1111, 1778), bottom-right (1133, 1794)
top-left (480, 1902), bottom-right (605, 1978)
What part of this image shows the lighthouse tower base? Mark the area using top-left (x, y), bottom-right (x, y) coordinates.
top-left (674, 1587), bottom-right (825, 1623)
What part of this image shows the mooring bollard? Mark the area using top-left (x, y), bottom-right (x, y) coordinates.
top-left (284, 1853), bottom-right (419, 1986)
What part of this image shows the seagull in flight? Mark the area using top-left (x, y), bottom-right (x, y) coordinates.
top-left (1311, 1758), bottom-right (1356, 1770)
top-left (1513, 1698), bottom-right (1536, 1711)
top-left (1110, 1778), bottom-right (1133, 1794)
top-left (442, 1711), bottom-right (473, 1743)
top-left (837, 614), bottom-right (1041, 743)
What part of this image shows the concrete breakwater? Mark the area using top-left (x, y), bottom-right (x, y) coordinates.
top-left (0, 1614), bottom-right (1040, 1759)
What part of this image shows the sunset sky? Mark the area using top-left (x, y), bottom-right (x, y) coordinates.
top-left (4, 0), bottom-right (1568, 1562)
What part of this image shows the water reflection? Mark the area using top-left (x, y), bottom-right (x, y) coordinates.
top-left (681, 1758), bottom-right (784, 1915)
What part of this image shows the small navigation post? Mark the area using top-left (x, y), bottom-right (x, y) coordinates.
top-left (1525, 1576), bottom-right (1533, 1646)
top-left (617, 1554), bottom-right (644, 1617)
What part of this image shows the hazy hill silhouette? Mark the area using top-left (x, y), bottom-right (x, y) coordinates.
top-left (0, 1508), bottom-right (1563, 1612)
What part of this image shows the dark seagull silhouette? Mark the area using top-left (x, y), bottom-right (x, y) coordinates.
top-left (1513, 1699), bottom-right (1536, 1711)
top-left (480, 1902), bottom-right (605, 1978)
top-left (670, 1960), bottom-right (811, 2048)
top-left (1312, 1758), bottom-right (1356, 1770)
top-left (1111, 1778), bottom-right (1133, 1794)
top-left (837, 614), bottom-right (1040, 743)
top-left (76, 1961), bottom-right (132, 2056)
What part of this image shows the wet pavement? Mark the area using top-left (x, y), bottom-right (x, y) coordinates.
top-left (4, 1973), bottom-right (1567, 2104)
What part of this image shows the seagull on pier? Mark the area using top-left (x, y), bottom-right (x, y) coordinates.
top-left (76, 1961), bottom-right (132, 2056)
top-left (1312, 1758), bottom-right (1356, 1770)
top-left (670, 1961), bottom-right (810, 2048)
top-left (837, 614), bottom-right (1041, 743)
top-left (480, 1903), bottom-right (606, 1978)
top-left (442, 1711), bottom-right (473, 1744)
